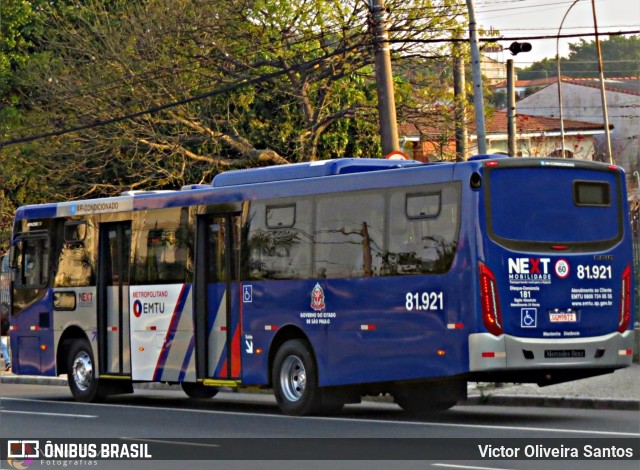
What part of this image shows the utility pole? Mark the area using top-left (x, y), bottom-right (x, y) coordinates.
top-left (369, 0), bottom-right (400, 155)
top-left (591, 0), bottom-right (613, 164)
top-left (507, 59), bottom-right (517, 157)
top-left (453, 42), bottom-right (468, 161)
top-left (465, 0), bottom-right (487, 155)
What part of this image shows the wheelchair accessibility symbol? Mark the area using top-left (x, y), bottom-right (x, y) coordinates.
top-left (242, 285), bottom-right (253, 303)
top-left (521, 308), bottom-right (537, 328)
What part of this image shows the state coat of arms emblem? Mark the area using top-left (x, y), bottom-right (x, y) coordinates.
top-left (310, 283), bottom-right (326, 311)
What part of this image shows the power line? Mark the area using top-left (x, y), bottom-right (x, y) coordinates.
top-left (5, 7), bottom-right (471, 139)
top-left (6, 23), bottom-right (378, 138)
top-left (3, 7), bottom-right (637, 147)
top-left (24, 23), bottom-right (369, 107)
top-left (0, 45), bottom-right (360, 149)
top-left (390, 29), bottom-right (640, 44)
top-left (11, 1), bottom-right (635, 113)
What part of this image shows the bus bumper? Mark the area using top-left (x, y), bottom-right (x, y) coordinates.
top-left (469, 331), bottom-right (635, 372)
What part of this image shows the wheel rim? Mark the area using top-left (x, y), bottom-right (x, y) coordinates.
top-left (279, 355), bottom-right (306, 402)
top-left (72, 351), bottom-right (93, 392)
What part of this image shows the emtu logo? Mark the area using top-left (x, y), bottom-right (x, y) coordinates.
top-left (508, 258), bottom-right (550, 275)
top-left (7, 440), bottom-right (39, 469)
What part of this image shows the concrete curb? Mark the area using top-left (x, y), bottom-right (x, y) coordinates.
top-left (2, 374), bottom-right (638, 411)
top-left (1, 375), bottom-right (67, 387)
top-left (460, 395), bottom-right (640, 411)
top-left (0, 374), bottom-right (180, 391)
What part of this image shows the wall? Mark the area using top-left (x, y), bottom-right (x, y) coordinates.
top-left (478, 135), bottom-right (596, 159)
top-left (516, 82), bottom-right (640, 171)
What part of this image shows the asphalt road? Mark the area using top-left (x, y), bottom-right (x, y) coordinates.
top-left (1, 384), bottom-right (638, 470)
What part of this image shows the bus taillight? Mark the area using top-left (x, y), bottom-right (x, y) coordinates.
top-left (479, 262), bottom-right (503, 336)
top-left (618, 265), bottom-right (631, 333)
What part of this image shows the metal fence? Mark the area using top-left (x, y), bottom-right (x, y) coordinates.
top-left (0, 255), bottom-right (10, 307)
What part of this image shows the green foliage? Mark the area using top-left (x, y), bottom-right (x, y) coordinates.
top-left (0, 0), bottom-right (468, 252)
top-left (518, 35), bottom-right (640, 80)
top-left (0, 0), bottom-right (32, 96)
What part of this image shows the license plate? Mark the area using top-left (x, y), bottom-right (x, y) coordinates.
top-left (549, 312), bottom-right (577, 322)
top-left (545, 350), bottom-right (585, 358)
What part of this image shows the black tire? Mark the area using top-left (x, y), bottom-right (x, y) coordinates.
top-left (393, 383), bottom-right (458, 414)
top-left (181, 382), bottom-right (218, 399)
top-left (272, 339), bottom-right (323, 416)
top-left (66, 338), bottom-right (105, 403)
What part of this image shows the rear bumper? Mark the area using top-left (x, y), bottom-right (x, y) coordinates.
top-left (469, 330), bottom-right (634, 371)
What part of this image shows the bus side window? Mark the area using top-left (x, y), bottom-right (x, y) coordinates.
top-left (15, 236), bottom-right (49, 288)
top-left (315, 192), bottom-right (384, 278)
top-left (246, 200), bottom-right (312, 280)
top-left (131, 208), bottom-right (193, 285)
top-left (388, 184), bottom-right (460, 275)
top-left (55, 220), bottom-right (96, 288)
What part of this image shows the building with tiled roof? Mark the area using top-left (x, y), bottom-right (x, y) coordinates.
top-left (491, 77), bottom-right (640, 99)
top-left (514, 76), bottom-right (639, 172)
top-left (398, 110), bottom-right (607, 162)
top-left (490, 77), bottom-right (558, 98)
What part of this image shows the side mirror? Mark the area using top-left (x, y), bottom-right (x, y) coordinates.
top-left (8, 245), bottom-right (16, 270)
top-left (8, 241), bottom-right (22, 270)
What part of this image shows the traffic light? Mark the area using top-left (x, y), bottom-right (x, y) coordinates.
top-left (508, 41), bottom-right (532, 55)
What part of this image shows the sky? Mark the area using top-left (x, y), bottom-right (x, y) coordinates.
top-left (473, 0), bottom-right (640, 67)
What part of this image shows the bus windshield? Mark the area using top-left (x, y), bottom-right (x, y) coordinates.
top-left (486, 166), bottom-right (622, 249)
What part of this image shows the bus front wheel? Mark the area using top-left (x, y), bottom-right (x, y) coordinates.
top-left (272, 339), bottom-right (323, 416)
top-left (66, 339), bottom-right (105, 403)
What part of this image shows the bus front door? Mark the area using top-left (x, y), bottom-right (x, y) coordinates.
top-left (97, 222), bottom-right (132, 377)
top-left (195, 214), bottom-right (242, 382)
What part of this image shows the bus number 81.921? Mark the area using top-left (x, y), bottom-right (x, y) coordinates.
top-left (405, 292), bottom-right (444, 311)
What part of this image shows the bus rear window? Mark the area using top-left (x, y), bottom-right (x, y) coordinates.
top-left (574, 181), bottom-right (610, 206)
top-left (486, 167), bottom-right (621, 249)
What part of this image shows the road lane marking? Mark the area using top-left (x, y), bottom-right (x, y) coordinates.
top-left (0, 409), bottom-right (96, 418)
top-left (1, 397), bottom-right (637, 437)
top-left (432, 465), bottom-right (514, 470)
top-left (122, 438), bottom-right (219, 448)
top-left (307, 416), bottom-right (640, 437)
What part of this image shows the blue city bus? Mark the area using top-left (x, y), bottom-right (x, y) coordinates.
top-left (7, 156), bottom-right (635, 415)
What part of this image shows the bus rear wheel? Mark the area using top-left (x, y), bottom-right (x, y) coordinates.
top-left (66, 339), bottom-right (105, 403)
top-left (181, 382), bottom-right (218, 399)
top-left (272, 339), bottom-right (323, 416)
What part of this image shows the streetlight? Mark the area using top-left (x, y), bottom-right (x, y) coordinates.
top-left (557, 0), bottom-right (613, 163)
top-left (556, 0), bottom-right (581, 158)
top-left (590, 0), bottom-right (613, 164)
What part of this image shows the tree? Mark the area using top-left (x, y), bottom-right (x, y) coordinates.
top-left (0, 1), bottom-right (32, 98)
top-left (518, 35), bottom-right (640, 80)
top-left (2, 0), bottom-right (463, 194)
top-left (0, 0), bottom-right (50, 253)
top-left (0, 0), bottom-right (46, 135)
